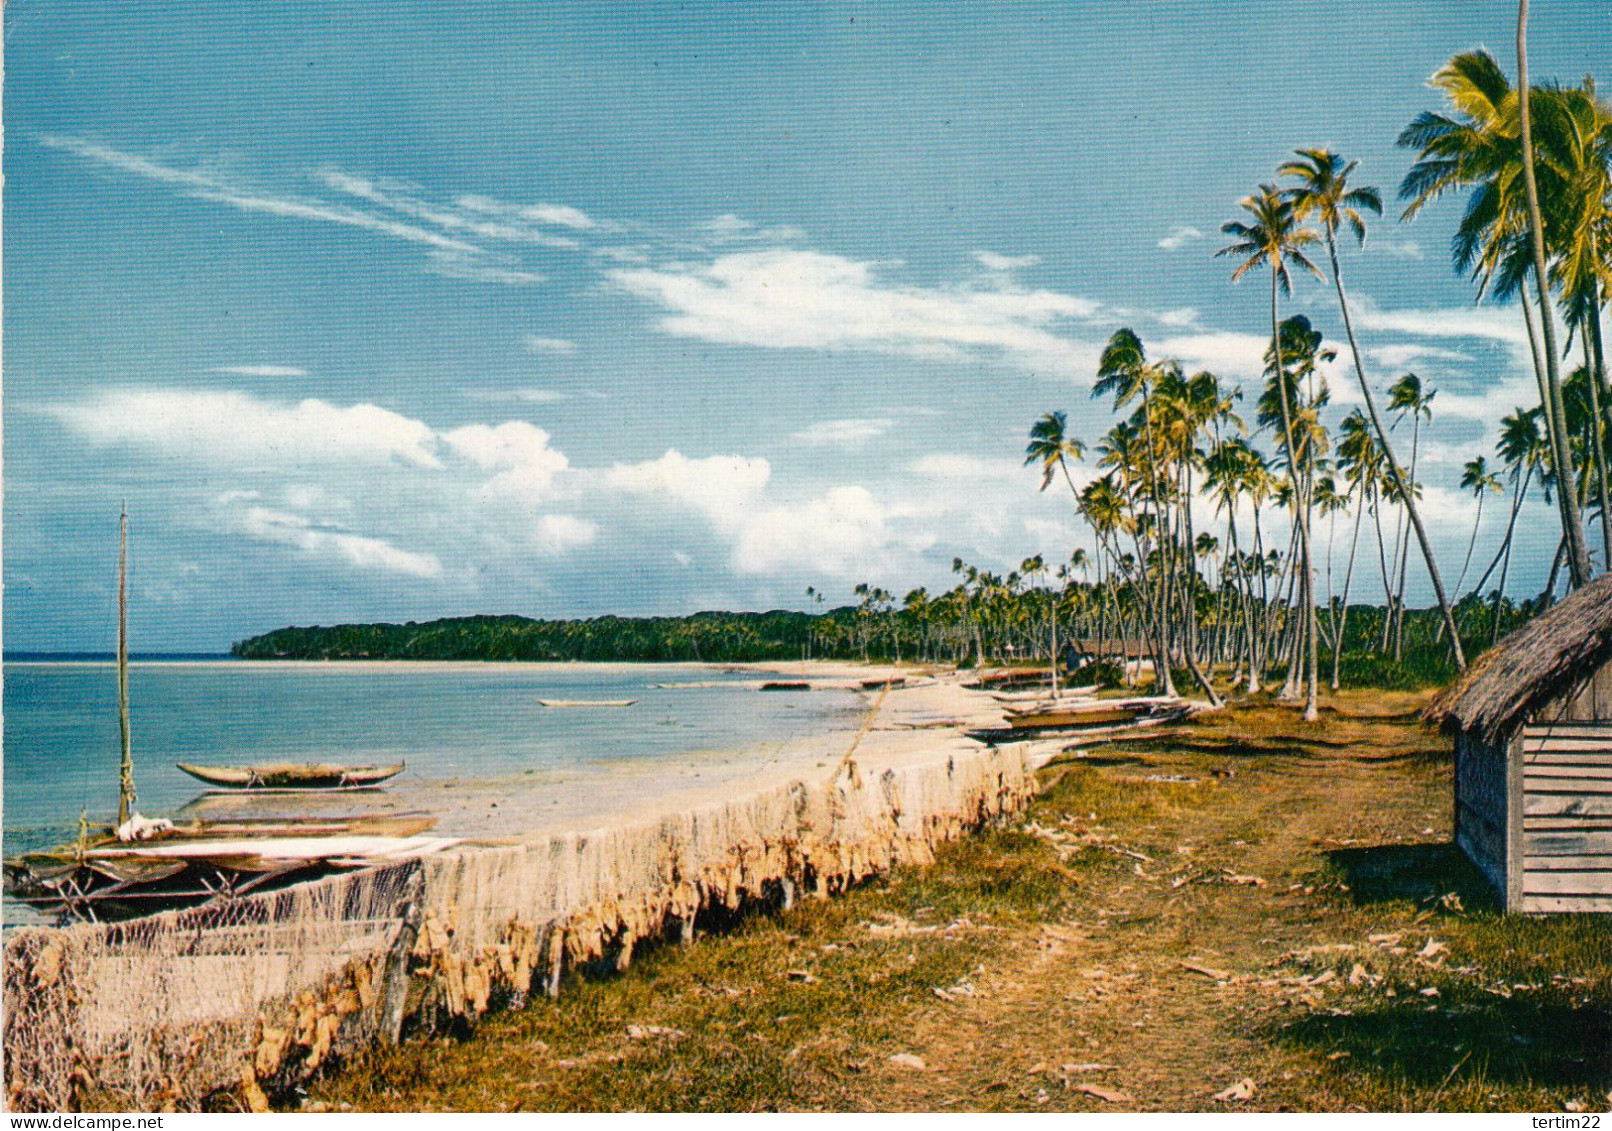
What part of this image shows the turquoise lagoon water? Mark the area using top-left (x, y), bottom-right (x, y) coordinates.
top-left (2, 660), bottom-right (861, 864)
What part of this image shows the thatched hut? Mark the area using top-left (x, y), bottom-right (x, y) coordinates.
top-left (1428, 574), bottom-right (1612, 912)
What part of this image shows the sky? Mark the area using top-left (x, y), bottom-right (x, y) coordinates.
top-left (4, 1), bottom-right (1610, 651)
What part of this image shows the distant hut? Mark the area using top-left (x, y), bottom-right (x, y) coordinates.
top-left (1429, 575), bottom-right (1612, 913)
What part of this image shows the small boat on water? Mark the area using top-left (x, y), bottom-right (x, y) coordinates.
top-left (537, 698), bottom-right (637, 708)
top-left (176, 761), bottom-right (406, 792)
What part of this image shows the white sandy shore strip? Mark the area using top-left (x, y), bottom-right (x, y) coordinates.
top-left (3, 664), bottom-right (1050, 1111)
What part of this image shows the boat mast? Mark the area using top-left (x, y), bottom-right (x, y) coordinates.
top-left (117, 503), bottom-right (136, 825)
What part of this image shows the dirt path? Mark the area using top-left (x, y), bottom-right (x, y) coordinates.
top-left (305, 692), bottom-right (1611, 1113)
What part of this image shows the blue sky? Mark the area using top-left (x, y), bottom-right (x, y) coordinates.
top-left (5, 1), bottom-right (1608, 650)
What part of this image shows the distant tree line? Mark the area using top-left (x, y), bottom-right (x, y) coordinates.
top-left (230, 590), bottom-right (1538, 689)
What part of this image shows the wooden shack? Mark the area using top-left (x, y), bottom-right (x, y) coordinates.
top-left (1429, 575), bottom-right (1612, 913)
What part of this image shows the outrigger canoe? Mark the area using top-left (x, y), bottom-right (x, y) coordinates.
top-left (536, 698), bottom-right (637, 708)
top-left (1005, 696), bottom-right (1191, 730)
top-left (4, 812), bottom-right (448, 923)
top-left (176, 761), bottom-right (405, 792)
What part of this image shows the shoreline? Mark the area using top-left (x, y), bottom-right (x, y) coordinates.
top-left (3, 661), bottom-right (1043, 1112)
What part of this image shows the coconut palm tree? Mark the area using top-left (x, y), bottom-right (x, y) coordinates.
top-left (1398, 42), bottom-right (1593, 586)
top-left (1384, 373), bottom-right (1436, 659)
top-left (1025, 411), bottom-right (1087, 500)
top-left (1455, 456), bottom-right (1505, 597)
top-left (1281, 147), bottom-right (1467, 667)
top-left (1219, 187), bottom-right (1324, 717)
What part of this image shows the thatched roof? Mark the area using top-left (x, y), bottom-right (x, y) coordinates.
top-left (1428, 573), bottom-right (1612, 742)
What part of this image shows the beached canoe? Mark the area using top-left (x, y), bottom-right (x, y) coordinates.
top-left (537, 698), bottom-right (637, 708)
top-left (991, 684), bottom-right (1099, 704)
top-left (1006, 696), bottom-right (1190, 730)
top-left (175, 762), bottom-right (405, 791)
top-left (3, 812), bottom-right (446, 922)
top-left (759, 681), bottom-right (812, 691)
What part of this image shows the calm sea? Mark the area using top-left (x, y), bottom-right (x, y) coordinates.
top-left (2, 660), bottom-right (861, 867)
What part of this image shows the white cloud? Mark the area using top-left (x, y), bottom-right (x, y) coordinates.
top-left (733, 486), bottom-right (925, 577)
top-left (605, 449), bottom-right (771, 528)
top-left (443, 421), bottom-right (569, 500)
top-left (1374, 239), bottom-right (1425, 260)
top-left (239, 506), bottom-right (442, 578)
top-left (425, 250), bottom-right (544, 285)
top-left (974, 251), bottom-right (1041, 272)
top-left (1158, 225), bottom-right (1205, 251)
top-left (610, 248), bottom-right (1103, 376)
top-left (1351, 297), bottom-right (1526, 346)
top-left (792, 418), bottom-right (894, 446)
top-left (1367, 343), bottom-right (1473, 370)
top-left (701, 214), bottom-right (755, 236)
top-left (211, 364), bottom-right (309, 378)
top-left (1153, 330), bottom-right (1273, 381)
top-left (318, 170), bottom-right (580, 250)
top-left (695, 214), bottom-right (806, 244)
top-left (189, 187), bottom-right (480, 253)
top-left (454, 194), bottom-right (596, 230)
top-left (522, 334), bottom-right (578, 355)
top-left (42, 136), bottom-right (598, 283)
top-left (52, 388), bottom-right (443, 468)
top-left (533, 514), bottom-right (598, 555)
top-left (462, 388), bottom-right (570, 404)
top-left (1156, 307), bottom-right (1200, 328)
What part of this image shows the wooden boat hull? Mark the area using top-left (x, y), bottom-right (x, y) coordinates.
top-left (175, 762), bottom-right (405, 791)
top-left (536, 699), bottom-right (636, 708)
top-left (1009, 707), bottom-right (1140, 729)
top-left (3, 814), bottom-right (447, 922)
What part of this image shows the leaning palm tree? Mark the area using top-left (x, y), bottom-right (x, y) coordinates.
top-left (1218, 186), bottom-right (1323, 719)
top-left (1455, 456), bottom-right (1505, 597)
top-left (1384, 373), bottom-right (1436, 659)
top-left (1025, 411), bottom-right (1087, 500)
top-left (1281, 147), bottom-right (1466, 667)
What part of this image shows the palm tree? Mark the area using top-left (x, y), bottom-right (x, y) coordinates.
top-left (1093, 329), bottom-right (1178, 697)
top-left (1398, 43), bottom-right (1593, 587)
top-left (1025, 411), bottom-right (1088, 501)
top-left (1514, 0), bottom-right (1588, 583)
top-left (1384, 373), bottom-right (1435, 659)
top-left (1471, 408), bottom-right (1548, 640)
top-left (1455, 456), bottom-right (1504, 597)
top-left (1218, 187), bottom-right (1323, 719)
top-left (1282, 148), bottom-right (1467, 667)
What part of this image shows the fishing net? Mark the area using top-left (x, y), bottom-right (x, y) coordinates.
top-left (4, 739), bottom-right (1037, 1112)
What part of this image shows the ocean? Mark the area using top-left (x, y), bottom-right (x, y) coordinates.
top-left (2, 659), bottom-right (864, 906)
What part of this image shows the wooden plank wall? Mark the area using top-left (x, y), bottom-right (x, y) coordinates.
top-left (1454, 731), bottom-right (1509, 899)
top-left (1519, 710), bottom-right (1612, 912)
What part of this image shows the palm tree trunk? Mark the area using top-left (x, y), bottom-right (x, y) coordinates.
top-left (1391, 416), bottom-right (1421, 662)
top-left (1332, 485), bottom-right (1365, 689)
top-left (1453, 490), bottom-right (1487, 598)
top-left (1583, 332), bottom-right (1612, 569)
top-left (1518, 0), bottom-right (1592, 588)
top-left (1267, 270), bottom-right (1319, 717)
top-left (1325, 235), bottom-right (1464, 667)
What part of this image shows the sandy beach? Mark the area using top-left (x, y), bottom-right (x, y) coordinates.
top-left (177, 660), bottom-right (1017, 845)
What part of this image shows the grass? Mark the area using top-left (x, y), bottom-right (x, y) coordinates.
top-left (299, 689), bottom-right (1612, 1113)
